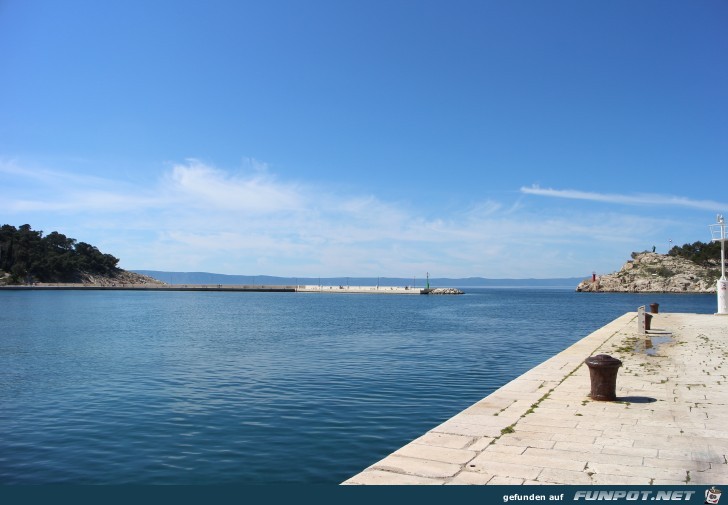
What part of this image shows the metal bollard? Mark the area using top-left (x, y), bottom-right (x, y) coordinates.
top-left (584, 354), bottom-right (622, 401)
top-left (650, 303), bottom-right (659, 314)
top-left (645, 313), bottom-right (653, 331)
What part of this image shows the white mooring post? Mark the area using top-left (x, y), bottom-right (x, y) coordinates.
top-left (709, 214), bottom-right (728, 315)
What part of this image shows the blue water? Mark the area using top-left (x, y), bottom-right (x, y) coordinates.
top-left (0, 288), bottom-right (715, 484)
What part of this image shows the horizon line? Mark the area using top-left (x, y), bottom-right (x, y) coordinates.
top-left (131, 269), bottom-right (586, 281)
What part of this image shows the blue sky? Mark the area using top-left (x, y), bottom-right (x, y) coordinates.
top-left (1, 0), bottom-right (726, 278)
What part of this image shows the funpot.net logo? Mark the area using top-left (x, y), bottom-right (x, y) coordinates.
top-left (573, 490), bottom-right (696, 501)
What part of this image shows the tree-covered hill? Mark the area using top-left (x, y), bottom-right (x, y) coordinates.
top-left (667, 240), bottom-right (722, 267)
top-left (0, 224), bottom-right (120, 283)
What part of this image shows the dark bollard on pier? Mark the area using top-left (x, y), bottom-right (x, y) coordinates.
top-left (585, 354), bottom-right (622, 401)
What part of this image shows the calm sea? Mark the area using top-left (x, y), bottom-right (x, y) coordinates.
top-left (0, 288), bottom-right (715, 484)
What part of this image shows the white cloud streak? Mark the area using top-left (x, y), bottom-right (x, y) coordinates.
top-left (521, 185), bottom-right (728, 211)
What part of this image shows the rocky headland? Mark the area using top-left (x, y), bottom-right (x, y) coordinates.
top-left (576, 252), bottom-right (720, 293)
top-left (0, 224), bottom-right (167, 287)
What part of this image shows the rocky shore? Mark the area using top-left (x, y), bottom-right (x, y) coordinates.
top-left (426, 287), bottom-right (464, 295)
top-left (0, 269), bottom-right (166, 287)
top-left (576, 252), bottom-right (719, 293)
top-left (73, 270), bottom-right (166, 287)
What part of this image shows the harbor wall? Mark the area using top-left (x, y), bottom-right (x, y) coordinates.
top-left (0, 284), bottom-right (427, 294)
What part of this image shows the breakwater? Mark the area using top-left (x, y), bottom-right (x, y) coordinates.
top-left (0, 284), bottom-right (463, 294)
top-left (0, 283), bottom-right (296, 292)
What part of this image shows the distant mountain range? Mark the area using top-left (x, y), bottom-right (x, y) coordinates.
top-left (132, 270), bottom-right (584, 288)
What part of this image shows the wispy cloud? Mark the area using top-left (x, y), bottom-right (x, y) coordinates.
top-left (164, 159), bottom-right (304, 213)
top-left (0, 158), bottom-right (132, 189)
top-left (520, 185), bottom-right (727, 211)
top-left (1, 157), bottom-right (159, 212)
top-left (0, 159), bottom-right (704, 277)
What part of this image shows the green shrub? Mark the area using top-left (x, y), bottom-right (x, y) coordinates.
top-left (668, 241), bottom-right (722, 266)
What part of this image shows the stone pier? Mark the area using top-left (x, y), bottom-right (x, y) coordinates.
top-left (344, 312), bottom-right (728, 485)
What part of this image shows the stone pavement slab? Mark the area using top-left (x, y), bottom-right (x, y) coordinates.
top-left (343, 312), bottom-right (728, 485)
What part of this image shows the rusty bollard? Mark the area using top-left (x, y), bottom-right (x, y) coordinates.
top-left (585, 354), bottom-right (622, 401)
top-left (645, 313), bottom-right (653, 331)
top-left (650, 303), bottom-right (659, 314)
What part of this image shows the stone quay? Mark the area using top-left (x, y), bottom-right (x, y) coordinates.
top-left (344, 311), bottom-right (728, 485)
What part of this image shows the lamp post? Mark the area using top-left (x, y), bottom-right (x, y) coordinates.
top-left (709, 214), bottom-right (727, 315)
